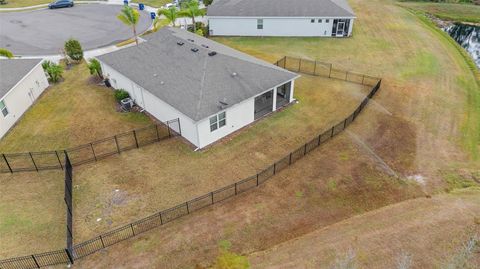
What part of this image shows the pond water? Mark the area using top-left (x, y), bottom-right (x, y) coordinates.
top-left (444, 23), bottom-right (480, 68)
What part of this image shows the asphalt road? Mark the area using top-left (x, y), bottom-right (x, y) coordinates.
top-left (0, 4), bottom-right (152, 55)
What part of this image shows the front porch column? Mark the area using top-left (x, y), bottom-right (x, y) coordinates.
top-left (289, 80), bottom-right (295, 102)
top-left (272, 87), bottom-right (277, 111)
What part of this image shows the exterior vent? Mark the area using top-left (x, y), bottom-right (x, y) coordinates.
top-left (177, 41), bottom-right (184, 46)
top-left (208, 51), bottom-right (217, 56)
top-left (201, 44), bottom-right (209, 48)
top-left (191, 48), bottom-right (199, 52)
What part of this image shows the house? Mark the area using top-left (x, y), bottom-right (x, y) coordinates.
top-left (207, 0), bottom-right (356, 37)
top-left (96, 27), bottom-right (298, 149)
top-left (0, 59), bottom-right (49, 139)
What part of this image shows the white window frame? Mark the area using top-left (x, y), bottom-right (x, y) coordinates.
top-left (0, 100), bottom-right (9, 117)
top-left (209, 111), bottom-right (226, 132)
top-left (257, 19), bottom-right (263, 30)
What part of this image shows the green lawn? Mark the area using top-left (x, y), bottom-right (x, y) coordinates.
top-left (0, 62), bottom-right (152, 153)
top-left (0, 0), bottom-right (50, 8)
top-left (133, 0), bottom-right (171, 8)
top-left (398, 2), bottom-right (480, 23)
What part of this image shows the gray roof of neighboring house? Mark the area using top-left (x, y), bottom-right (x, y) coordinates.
top-left (97, 27), bottom-right (298, 122)
top-left (0, 59), bottom-right (42, 100)
top-left (207, 0), bottom-right (355, 17)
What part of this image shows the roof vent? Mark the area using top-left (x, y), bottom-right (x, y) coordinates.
top-left (188, 39), bottom-right (194, 42)
top-left (177, 41), bottom-right (184, 46)
top-left (191, 48), bottom-right (199, 52)
top-left (231, 72), bottom-right (238, 77)
top-left (208, 51), bottom-right (217, 56)
top-left (201, 44), bottom-right (209, 48)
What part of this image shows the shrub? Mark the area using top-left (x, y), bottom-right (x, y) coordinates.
top-left (0, 0), bottom-right (7, 5)
top-left (114, 89), bottom-right (130, 102)
top-left (0, 48), bottom-right (13, 58)
top-left (42, 60), bottom-right (63, 83)
top-left (64, 38), bottom-right (83, 61)
top-left (87, 59), bottom-right (103, 78)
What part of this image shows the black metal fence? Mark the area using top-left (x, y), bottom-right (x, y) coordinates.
top-left (0, 119), bottom-right (181, 174)
top-left (0, 57), bottom-right (381, 269)
top-left (275, 56), bottom-right (380, 87)
top-left (64, 154), bottom-right (74, 261)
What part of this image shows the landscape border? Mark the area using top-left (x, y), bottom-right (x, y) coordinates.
top-left (0, 56), bottom-right (382, 269)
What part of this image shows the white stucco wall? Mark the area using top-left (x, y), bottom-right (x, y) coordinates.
top-left (100, 61), bottom-right (199, 146)
top-left (0, 62), bottom-right (49, 139)
top-left (196, 97), bottom-right (255, 148)
top-left (208, 17), bottom-right (354, 37)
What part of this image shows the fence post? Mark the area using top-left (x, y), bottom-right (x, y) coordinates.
top-left (100, 235), bottom-right (105, 248)
top-left (155, 124), bottom-right (160, 141)
top-left (32, 255), bottom-right (40, 268)
top-left (331, 126), bottom-right (335, 137)
top-left (235, 183), bottom-right (238, 195)
top-left (304, 143), bottom-right (307, 155)
top-left (2, 154), bottom-right (12, 173)
top-left (283, 56), bottom-right (287, 68)
top-left (55, 151), bottom-right (64, 170)
top-left (344, 118), bottom-right (348, 129)
top-left (159, 212), bottom-right (163, 225)
top-left (289, 152), bottom-right (292, 165)
top-left (362, 75), bottom-right (365, 85)
top-left (65, 248), bottom-right (74, 264)
top-left (345, 71), bottom-right (348, 81)
top-left (186, 202), bottom-right (190, 214)
top-left (167, 123), bottom-right (172, 138)
top-left (29, 152), bottom-right (38, 172)
top-left (114, 135), bottom-right (121, 153)
top-left (298, 59), bottom-right (301, 72)
top-left (318, 134), bottom-right (322, 146)
top-left (130, 223), bottom-right (135, 236)
top-left (211, 192), bottom-right (214, 204)
top-left (133, 130), bottom-right (139, 148)
top-left (90, 143), bottom-right (97, 161)
top-left (256, 174), bottom-right (259, 186)
top-left (329, 64), bottom-right (333, 78)
top-left (273, 163), bottom-right (276, 175)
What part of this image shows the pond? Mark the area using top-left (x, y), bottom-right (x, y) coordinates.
top-left (444, 23), bottom-right (480, 68)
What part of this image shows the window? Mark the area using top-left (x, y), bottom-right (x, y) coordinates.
top-left (210, 111), bottom-right (226, 132)
top-left (326, 19), bottom-right (330, 23)
top-left (318, 19), bottom-right (322, 23)
top-left (310, 19), bottom-right (315, 23)
top-left (0, 100), bottom-right (8, 117)
top-left (257, 19), bottom-right (263, 30)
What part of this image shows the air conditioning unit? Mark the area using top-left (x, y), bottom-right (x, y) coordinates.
top-left (121, 98), bottom-right (134, 111)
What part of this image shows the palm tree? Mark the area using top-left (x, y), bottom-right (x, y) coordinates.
top-left (159, 6), bottom-right (179, 27)
top-left (179, 0), bottom-right (205, 32)
top-left (117, 6), bottom-right (140, 46)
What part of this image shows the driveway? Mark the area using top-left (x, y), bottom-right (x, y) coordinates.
top-left (0, 4), bottom-right (152, 56)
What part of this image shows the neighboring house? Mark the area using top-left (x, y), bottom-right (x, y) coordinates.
top-left (96, 27), bottom-right (298, 149)
top-left (0, 59), bottom-right (49, 139)
top-left (207, 0), bottom-right (356, 37)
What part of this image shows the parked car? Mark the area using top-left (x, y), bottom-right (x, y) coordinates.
top-left (48, 0), bottom-right (74, 9)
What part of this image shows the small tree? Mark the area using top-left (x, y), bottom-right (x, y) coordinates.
top-left (87, 58), bottom-right (102, 78)
top-left (159, 6), bottom-right (179, 27)
top-left (179, 0), bottom-right (205, 32)
top-left (64, 39), bottom-right (83, 62)
top-left (117, 6), bottom-right (140, 46)
top-left (0, 48), bottom-right (13, 58)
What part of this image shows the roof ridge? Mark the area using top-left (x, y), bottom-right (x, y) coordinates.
top-left (194, 53), bottom-right (210, 120)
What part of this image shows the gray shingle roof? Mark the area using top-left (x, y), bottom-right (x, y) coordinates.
top-left (0, 59), bottom-right (42, 100)
top-left (97, 27), bottom-right (298, 121)
top-left (207, 0), bottom-right (355, 17)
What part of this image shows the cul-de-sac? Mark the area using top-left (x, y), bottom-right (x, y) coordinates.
top-left (0, 0), bottom-right (479, 268)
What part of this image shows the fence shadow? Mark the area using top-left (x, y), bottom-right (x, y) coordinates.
top-left (0, 56), bottom-right (382, 269)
